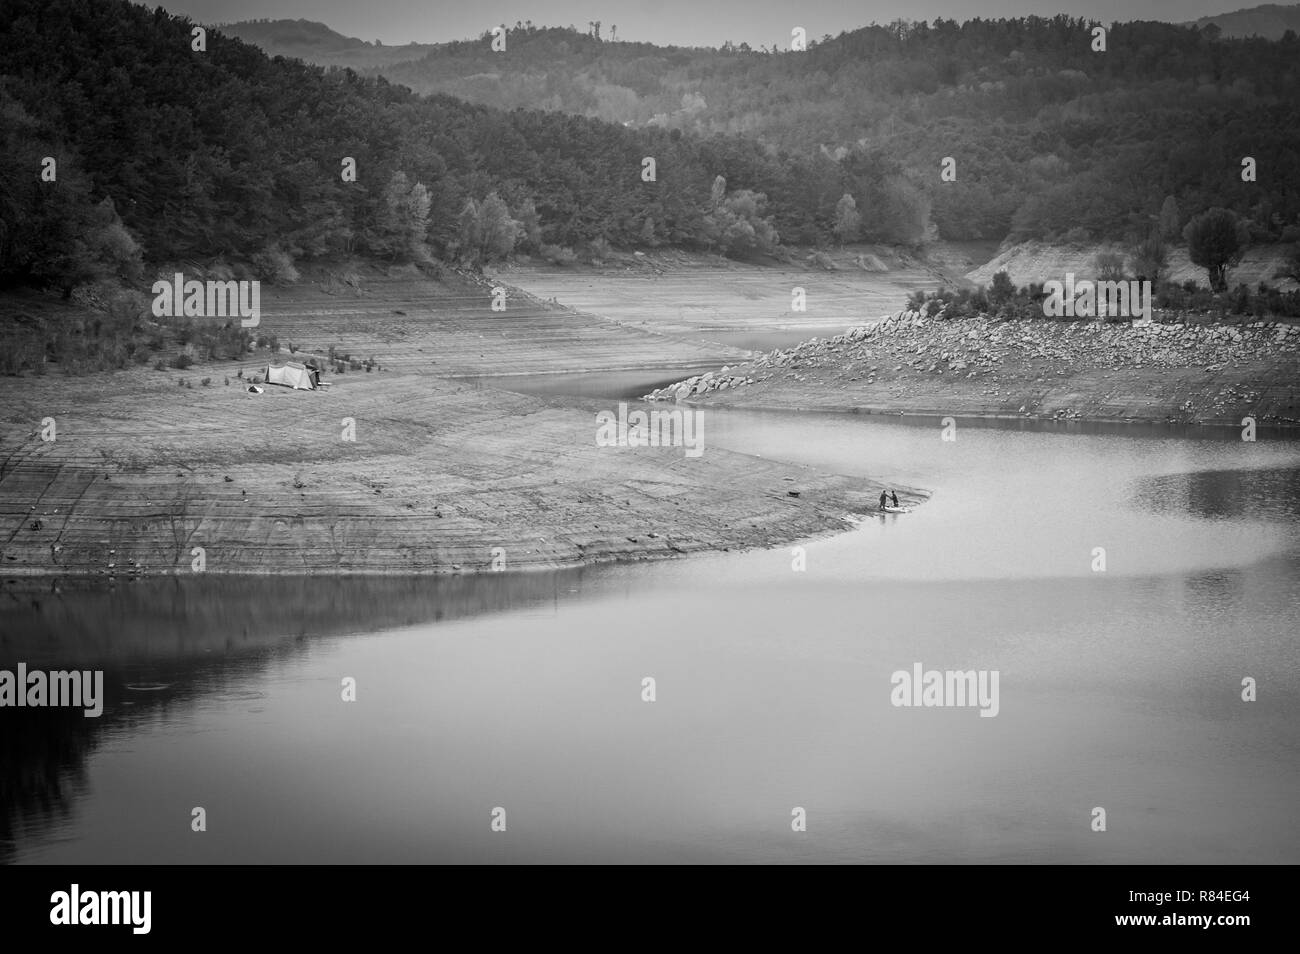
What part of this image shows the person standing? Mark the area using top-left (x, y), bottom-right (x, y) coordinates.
top-left (890, 491), bottom-right (899, 508)
top-left (879, 490), bottom-right (888, 511)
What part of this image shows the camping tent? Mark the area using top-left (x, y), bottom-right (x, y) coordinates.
top-left (264, 361), bottom-right (317, 390)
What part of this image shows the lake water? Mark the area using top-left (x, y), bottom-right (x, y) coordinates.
top-left (2, 408), bottom-right (1298, 864)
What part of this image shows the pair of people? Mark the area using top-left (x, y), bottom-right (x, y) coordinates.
top-left (879, 490), bottom-right (899, 511)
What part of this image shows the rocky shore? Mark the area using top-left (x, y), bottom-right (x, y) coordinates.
top-left (645, 310), bottom-right (1300, 427)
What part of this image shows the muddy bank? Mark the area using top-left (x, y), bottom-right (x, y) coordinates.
top-left (214, 262), bottom-right (747, 376)
top-left (646, 310), bottom-right (1300, 427)
top-left (492, 247), bottom-right (946, 340)
top-left (0, 270), bottom-right (923, 578)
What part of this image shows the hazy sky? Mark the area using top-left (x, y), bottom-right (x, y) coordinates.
top-left (168, 0), bottom-right (1248, 47)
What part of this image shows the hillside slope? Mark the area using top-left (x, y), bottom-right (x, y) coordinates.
top-left (0, 267), bottom-right (895, 577)
top-left (216, 17), bottom-right (1300, 250)
top-left (1191, 3), bottom-right (1300, 38)
top-left (966, 242), bottom-right (1300, 290)
top-left (218, 18), bottom-right (440, 66)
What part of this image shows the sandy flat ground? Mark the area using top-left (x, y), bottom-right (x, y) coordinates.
top-left (493, 248), bottom-right (945, 340)
top-left (12, 247), bottom-right (1284, 581)
top-left (0, 265), bottom-right (914, 578)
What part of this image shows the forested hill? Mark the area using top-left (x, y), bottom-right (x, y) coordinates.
top-left (2, 1), bottom-right (1299, 299)
top-left (214, 17), bottom-right (442, 67)
top-left (231, 16), bottom-right (1300, 247)
top-left (0, 0), bottom-right (920, 292)
top-left (1191, 3), bottom-right (1300, 39)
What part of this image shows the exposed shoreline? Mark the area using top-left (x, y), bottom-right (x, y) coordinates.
top-left (8, 263), bottom-right (1295, 582)
top-left (662, 401), bottom-right (1296, 431)
top-left (0, 268), bottom-right (925, 580)
top-left (646, 309), bottom-right (1300, 429)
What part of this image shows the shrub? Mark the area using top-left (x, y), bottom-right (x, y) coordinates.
top-left (1230, 284), bottom-right (1251, 315)
top-left (251, 244), bottom-right (300, 284)
top-left (1094, 251), bottom-right (1126, 281)
top-left (1129, 234), bottom-right (1167, 284)
top-left (989, 270), bottom-right (1015, 305)
top-left (540, 244), bottom-right (578, 266)
top-left (809, 251), bottom-right (836, 271)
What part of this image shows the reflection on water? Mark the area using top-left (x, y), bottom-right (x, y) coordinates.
top-left (0, 571), bottom-right (579, 864)
top-left (1, 571), bottom-right (580, 665)
top-left (1134, 466), bottom-right (1300, 522)
top-left (2, 412), bottom-right (1298, 864)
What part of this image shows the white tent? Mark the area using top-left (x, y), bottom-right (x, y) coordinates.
top-left (264, 361), bottom-right (316, 390)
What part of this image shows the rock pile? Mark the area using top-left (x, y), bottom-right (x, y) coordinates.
top-left (643, 309), bottom-right (1300, 406)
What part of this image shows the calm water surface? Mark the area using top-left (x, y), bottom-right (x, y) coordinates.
top-left (3, 408), bottom-right (1297, 864)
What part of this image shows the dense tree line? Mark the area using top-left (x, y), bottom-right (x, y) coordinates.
top-left (0, 0), bottom-right (933, 293)
top-left (3, 2), bottom-right (1298, 300)
top-left (360, 17), bottom-right (1300, 246)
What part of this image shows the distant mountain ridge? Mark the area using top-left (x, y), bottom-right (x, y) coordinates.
top-left (220, 5), bottom-right (1300, 65)
top-left (216, 18), bottom-right (440, 67)
top-left (3, 1), bottom-right (1297, 298)
top-left (213, 13), bottom-right (1300, 250)
top-left (1189, 3), bottom-right (1300, 39)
